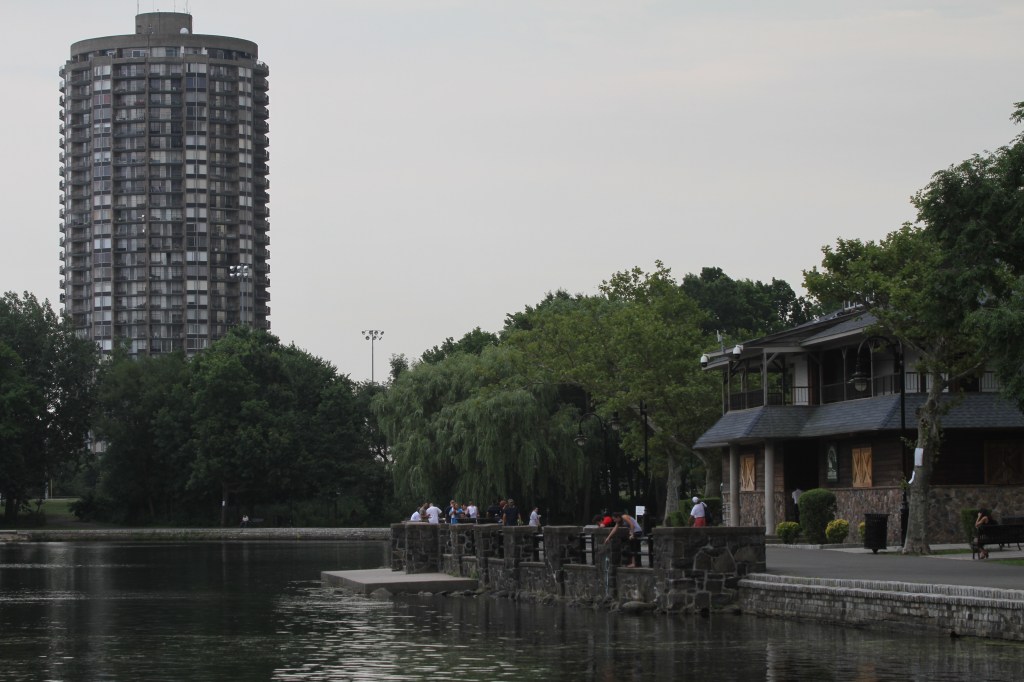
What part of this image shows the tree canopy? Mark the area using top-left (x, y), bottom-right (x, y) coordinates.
top-left (804, 224), bottom-right (991, 554)
top-left (914, 102), bottom-right (1024, 410)
top-left (682, 266), bottom-right (819, 338)
top-left (376, 263), bottom-right (733, 524)
top-left (0, 292), bottom-right (98, 520)
top-left (89, 326), bottom-right (389, 526)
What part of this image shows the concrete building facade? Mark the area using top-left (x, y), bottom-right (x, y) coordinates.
top-left (59, 12), bottom-right (270, 356)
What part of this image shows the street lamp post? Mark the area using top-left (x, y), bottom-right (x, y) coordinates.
top-left (849, 335), bottom-right (905, 432)
top-left (574, 411), bottom-right (619, 523)
top-left (609, 401), bottom-right (653, 529)
top-left (362, 329), bottom-right (383, 382)
top-left (228, 264), bottom-right (251, 326)
top-left (639, 401), bottom-right (652, 529)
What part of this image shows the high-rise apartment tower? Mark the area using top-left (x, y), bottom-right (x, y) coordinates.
top-left (59, 12), bottom-right (270, 356)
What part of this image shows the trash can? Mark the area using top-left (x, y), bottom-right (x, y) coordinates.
top-left (863, 513), bottom-right (888, 553)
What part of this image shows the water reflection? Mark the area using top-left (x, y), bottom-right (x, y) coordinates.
top-left (1, 541), bottom-right (1021, 681)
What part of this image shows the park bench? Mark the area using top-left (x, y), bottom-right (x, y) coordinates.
top-left (972, 523), bottom-right (1024, 559)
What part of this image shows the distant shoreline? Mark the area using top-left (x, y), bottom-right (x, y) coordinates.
top-left (1, 527), bottom-right (391, 543)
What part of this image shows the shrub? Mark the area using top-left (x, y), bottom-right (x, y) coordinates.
top-left (797, 488), bottom-right (836, 544)
top-left (775, 521), bottom-right (801, 544)
top-left (825, 519), bottom-right (850, 544)
top-left (857, 521), bottom-right (865, 539)
top-left (666, 510), bottom-right (688, 527)
top-left (960, 508), bottom-right (979, 546)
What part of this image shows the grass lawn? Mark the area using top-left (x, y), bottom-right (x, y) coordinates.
top-left (2, 498), bottom-right (114, 530)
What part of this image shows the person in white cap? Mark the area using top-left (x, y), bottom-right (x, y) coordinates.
top-left (690, 496), bottom-right (707, 527)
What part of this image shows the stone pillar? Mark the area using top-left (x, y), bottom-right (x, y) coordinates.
top-left (472, 523), bottom-right (505, 587)
top-left (540, 525), bottom-right (584, 595)
top-left (390, 523), bottom-right (406, 571)
top-left (403, 522), bottom-right (441, 574)
top-left (763, 441), bottom-right (775, 535)
top-left (729, 444), bottom-right (740, 527)
top-left (503, 526), bottom-right (539, 567)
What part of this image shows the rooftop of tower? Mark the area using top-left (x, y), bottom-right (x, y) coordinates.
top-left (69, 11), bottom-right (259, 59)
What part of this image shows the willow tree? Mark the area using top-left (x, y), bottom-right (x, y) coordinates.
top-left (373, 345), bottom-right (584, 519)
top-left (505, 263), bottom-right (720, 522)
top-left (804, 225), bottom-right (989, 554)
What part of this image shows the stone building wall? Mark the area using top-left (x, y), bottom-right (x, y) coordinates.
top-left (833, 487), bottom-right (904, 545)
top-left (729, 485), bottom-right (1024, 544)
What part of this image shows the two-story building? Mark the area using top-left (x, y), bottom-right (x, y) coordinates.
top-left (694, 308), bottom-right (1024, 544)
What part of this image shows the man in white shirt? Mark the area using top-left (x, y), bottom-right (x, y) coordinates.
top-left (466, 501), bottom-right (478, 519)
top-left (425, 502), bottom-right (442, 524)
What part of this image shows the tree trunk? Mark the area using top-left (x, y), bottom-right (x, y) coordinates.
top-left (901, 371), bottom-right (944, 555)
top-left (4, 495), bottom-right (18, 522)
top-left (698, 449), bottom-right (722, 501)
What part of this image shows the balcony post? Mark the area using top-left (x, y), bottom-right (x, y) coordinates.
top-left (764, 441), bottom-right (776, 536)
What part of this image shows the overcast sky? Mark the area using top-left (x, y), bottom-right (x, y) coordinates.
top-left (1, 1), bottom-right (1021, 381)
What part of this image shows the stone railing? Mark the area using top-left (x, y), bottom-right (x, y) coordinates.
top-left (390, 523), bottom-right (766, 613)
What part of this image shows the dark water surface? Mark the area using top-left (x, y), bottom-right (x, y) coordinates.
top-left (1, 541), bottom-right (1022, 681)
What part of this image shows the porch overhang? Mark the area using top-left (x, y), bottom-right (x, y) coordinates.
top-left (695, 392), bottom-right (1024, 451)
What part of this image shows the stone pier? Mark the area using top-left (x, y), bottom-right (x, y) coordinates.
top-left (389, 522), bottom-right (766, 613)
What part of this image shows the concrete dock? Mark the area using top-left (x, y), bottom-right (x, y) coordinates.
top-left (321, 568), bottom-right (477, 595)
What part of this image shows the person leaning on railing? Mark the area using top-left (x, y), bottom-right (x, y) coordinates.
top-left (603, 511), bottom-right (643, 568)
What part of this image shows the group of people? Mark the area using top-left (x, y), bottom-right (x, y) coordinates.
top-left (409, 498), bottom-right (541, 527)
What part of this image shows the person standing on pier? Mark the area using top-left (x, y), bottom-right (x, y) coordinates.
top-left (425, 502), bottom-right (442, 524)
top-left (502, 499), bottom-right (521, 526)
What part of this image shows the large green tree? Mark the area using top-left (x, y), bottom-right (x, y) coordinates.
top-left (507, 264), bottom-right (720, 522)
top-left (0, 292), bottom-right (98, 520)
top-left (189, 327), bottom-right (380, 525)
top-left (92, 347), bottom-right (194, 523)
top-left (804, 225), bottom-right (989, 554)
top-left (914, 102), bottom-right (1024, 409)
top-left (420, 327), bottom-right (499, 365)
top-left (682, 266), bottom-right (819, 337)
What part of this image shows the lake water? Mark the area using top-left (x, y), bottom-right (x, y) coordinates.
top-left (1, 541), bottom-right (1022, 681)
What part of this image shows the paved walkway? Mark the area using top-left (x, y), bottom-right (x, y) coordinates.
top-left (767, 543), bottom-right (1024, 591)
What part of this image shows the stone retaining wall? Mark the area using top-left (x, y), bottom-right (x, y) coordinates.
top-left (739, 573), bottom-right (1024, 642)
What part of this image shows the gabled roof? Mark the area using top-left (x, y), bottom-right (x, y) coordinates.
top-left (703, 307), bottom-right (877, 367)
top-left (800, 313), bottom-right (877, 347)
top-left (694, 393), bottom-right (1024, 450)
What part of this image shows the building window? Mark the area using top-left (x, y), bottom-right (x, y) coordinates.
top-left (852, 447), bottom-right (872, 488)
top-left (984, 441), bottom-right (1024, 485)
top-left (740, 455), bottom-right (755, 492)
